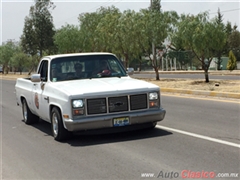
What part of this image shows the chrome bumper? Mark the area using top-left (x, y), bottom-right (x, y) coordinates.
top-left (64, 108), bottom-right (166, 132)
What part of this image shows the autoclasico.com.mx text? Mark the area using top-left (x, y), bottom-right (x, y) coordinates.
top-left (141, 170), bottom-right (239, 178)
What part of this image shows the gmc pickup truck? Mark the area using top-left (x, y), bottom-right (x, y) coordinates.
top-left (15, 52), bottom-right (166, 141)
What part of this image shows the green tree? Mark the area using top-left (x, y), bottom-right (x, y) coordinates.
top-left (113, 10), bottom-right (139, 67)
top-left (150, 0), bottom-right (161, 12)
top-left (225, 21), bottom-right (233, 36)
top-left (167, 50), bottom-right (194, 70)
top-left (78, 8), bottom-right (108, 52)
top-left (169, 15), bottom-right (190, 70)
top-left (0, 40), bottom-right (17, 74)
top-left (227, 50), bottom-right (237, 71)
top-left (21, 17), bottom-right (38, 57)
top-left (79, 6), bottom-right (141, 67)
top-left (175, 12), bottom-right (226, 82)
top-left (54, 24), bottom-right (82, 53)
top-left (94, 6), bottom-right (122, 53)
top-left (228, 29), bottom-right (240, 61)
top-left (20, 18), bottom-right (39, 75)
top-left (138, 9), bottom-right (178, 80)
top-left (130, 12), bottom-right (148, 71)
top-left (214, 8), bottom-right (227, 70)
top-left (21, 0), bottom-right (55, 58)
top-left (11, 52), bottom-right (31, 74)
top-left (224, 21), bottom-right (234, 56)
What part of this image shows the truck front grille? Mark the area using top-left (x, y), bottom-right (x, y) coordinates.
top-left (87, 98), bottom-right (107, 115)
top-left (130, 94), bottom-right (147, 110)
top-left (108, 96), bottom-right (128, 113)
top-left (86, 93), bottom-right (147, 115)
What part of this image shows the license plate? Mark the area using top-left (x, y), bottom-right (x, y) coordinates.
top-left (113, 117), bottom-right (130, 127)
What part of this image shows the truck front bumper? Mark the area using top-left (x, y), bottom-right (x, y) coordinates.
top-left (64, 108), bottom-right (166, 132)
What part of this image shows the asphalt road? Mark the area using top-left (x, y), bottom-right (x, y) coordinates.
top-left (1, 79), bottom-right (240, 180)
top-left (132, 73), bottom-right (240, 80)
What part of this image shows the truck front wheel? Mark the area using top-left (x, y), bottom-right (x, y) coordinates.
top-left (22, 99), bottom-right (39, 124)
top-left (51, 107), bottom-right (71, 141)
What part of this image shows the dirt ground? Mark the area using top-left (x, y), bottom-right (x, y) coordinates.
top-left (1, 73), bottom-right (240, 93)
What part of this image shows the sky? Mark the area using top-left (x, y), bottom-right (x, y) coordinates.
top-left (1, 0), bottom-right (240, 45)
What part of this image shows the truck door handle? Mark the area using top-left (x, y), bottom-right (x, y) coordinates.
top-left (44, 96), bottom-right (49, 103)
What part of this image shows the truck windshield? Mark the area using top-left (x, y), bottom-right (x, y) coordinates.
top-left (50, 54), bottom-right (127, 82)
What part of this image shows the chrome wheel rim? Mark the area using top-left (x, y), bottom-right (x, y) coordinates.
top-left (52, 113), bottom-right (58, 137)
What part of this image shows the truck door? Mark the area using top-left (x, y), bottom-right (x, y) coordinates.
top-left (32, 60), bottom-right (50, 122)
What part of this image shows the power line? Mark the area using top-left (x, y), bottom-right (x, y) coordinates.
top-left (209, 8), bottom-right (240, 14)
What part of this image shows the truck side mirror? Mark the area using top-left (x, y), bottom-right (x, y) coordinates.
top-left (126, 68), bottom-right (134, 75)
top-left (31, 74), bottom-right (41, 83)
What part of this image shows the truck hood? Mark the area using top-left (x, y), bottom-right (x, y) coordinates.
top-left (51, 77), bottom-right (159, 96)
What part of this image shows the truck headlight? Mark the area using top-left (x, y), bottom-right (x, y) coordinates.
top-left (72, 99), bottom-right (85, 116)
top-left (149, 92), bottom-right (159, 108)
top-left (149, 92), bottom-right (158, 100)
top-left (72, 99), bottom-right (84, 108)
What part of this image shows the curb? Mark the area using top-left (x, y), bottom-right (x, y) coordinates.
top-left (161, 88), bottom-right (240, 99)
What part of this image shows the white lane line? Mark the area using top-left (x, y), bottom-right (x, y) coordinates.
top-left (156, 125), bottom-right (240, 148)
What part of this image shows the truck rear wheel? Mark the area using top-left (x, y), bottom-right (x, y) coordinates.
top-left (22, 99), bottom-right (39, 124)
top-left (51, 107), bottom-right (71, 141)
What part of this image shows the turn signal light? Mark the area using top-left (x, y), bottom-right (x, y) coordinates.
top-left (73, 109), bottom-right (84, 116)
top-left (149, 101), bottom-right (158, 108)
top-left (63, 115), bottom-right (69, 119)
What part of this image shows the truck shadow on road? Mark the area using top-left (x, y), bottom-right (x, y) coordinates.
top-left (70, 128), bottom-right (172, 147)
top-left (29, 119), bottom-right (172, 146)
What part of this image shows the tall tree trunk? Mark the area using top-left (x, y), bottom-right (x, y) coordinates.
top-left (154, 67), bottom-right (160, 80)
top-left (202, 60), bottom-right (209, 82)
top-left (139, 55), bottom-right (142, 71)
top-left (204, 69), bottom-right (209, 82)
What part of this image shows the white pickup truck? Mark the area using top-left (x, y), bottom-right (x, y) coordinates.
top-left (15, 52), bottom-right (166, 141)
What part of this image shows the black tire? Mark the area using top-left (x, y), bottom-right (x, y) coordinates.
top-left (22, 99), bottom-right (39, 125)
top-left (151, 122), bottom-right (157, 128)
top-left (51, 107), bottom-right (71, 141)
top-left (146, 122), bottom-right (157, 130)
